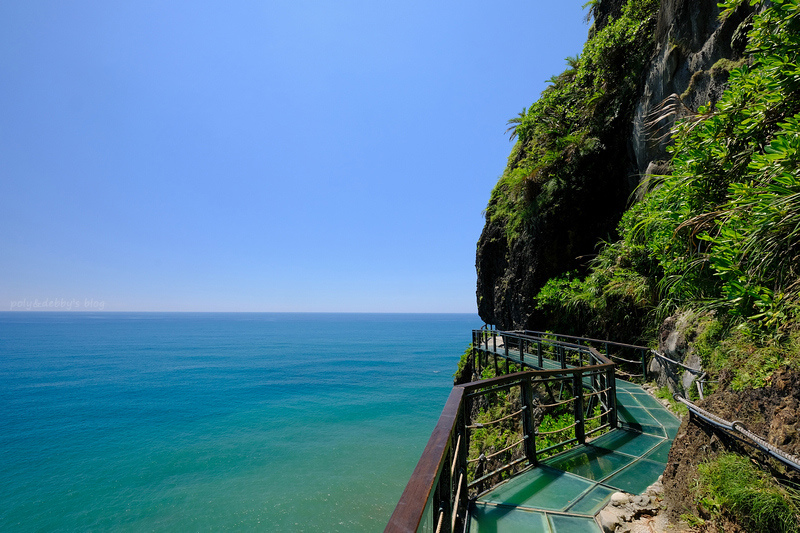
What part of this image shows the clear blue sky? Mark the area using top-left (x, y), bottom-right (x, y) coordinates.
top-left (1, 1), bottom-right (590, 313)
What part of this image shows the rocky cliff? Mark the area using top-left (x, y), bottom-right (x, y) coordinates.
top-left (475, 0), bottom-right (756, 330)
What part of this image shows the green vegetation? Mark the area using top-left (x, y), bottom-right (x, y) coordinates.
top-left (479, 3), bottom-right (800, 528)
top-left (528, 0), bottom-right (800, 381)
top-left (654, 386), bottom-right (688, 415)
top-left (696, 452), bottom-right (800, 533)
top-left (624, 0), bottom-right (800, 330)
top-left (486, 0), bottom-right (660, 243)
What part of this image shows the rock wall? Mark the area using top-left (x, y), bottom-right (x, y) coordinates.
top-left (632, 0), bottom-right (756, 176)
top-left (649, 310), bottom-right (711, 395)
top-left (475, 0), bottom-right (755, 329)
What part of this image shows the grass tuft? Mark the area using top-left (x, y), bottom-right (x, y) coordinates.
top-left (696, 452), bottom-right (800, 533)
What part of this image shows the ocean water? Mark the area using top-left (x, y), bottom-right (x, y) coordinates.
top-left (0, 312), bottom-right (481, 532)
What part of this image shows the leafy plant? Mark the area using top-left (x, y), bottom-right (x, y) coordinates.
top-left (621, 0), bottom-right (800, 331)
top-left (485, 0), bottom-right (660, 243)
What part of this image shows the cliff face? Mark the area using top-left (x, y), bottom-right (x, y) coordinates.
top-left (475, 0), bottom-right (755, 330)
top-left (633, 0), bottom-right (755, 175)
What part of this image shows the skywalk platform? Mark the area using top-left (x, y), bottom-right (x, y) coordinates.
top-left (469, 379), bottom-right (680, 532)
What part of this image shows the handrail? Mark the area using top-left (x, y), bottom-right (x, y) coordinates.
top-left (513, 329), bottom-right (647, 351)
top-left (674, 394), bottom-right (800, 474)
top-left (386, 331), bottom-right (618, 532)
top-left (386, 387), bottom-right (465, 533)
top-left (650, 349), bottom-right (702, 374)
top-left (497, 328), bottom-right (649, 379)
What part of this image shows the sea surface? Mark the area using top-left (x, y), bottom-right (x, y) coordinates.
top-left (0, 312), bottom-right (481, 532)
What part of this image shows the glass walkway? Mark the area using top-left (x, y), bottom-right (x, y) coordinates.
top-left (469, 379), bottom-right (680, 532)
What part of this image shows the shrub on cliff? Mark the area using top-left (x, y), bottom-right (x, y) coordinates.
top-left (536, 0), bottom-right (800, 341)
top-left (625, 0), bottom-right (800, 331)
top-left (485, 0), bottom-right (660, 242)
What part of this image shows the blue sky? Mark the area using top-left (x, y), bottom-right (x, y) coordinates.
top-left (1, 1), bottom-right (590, 312)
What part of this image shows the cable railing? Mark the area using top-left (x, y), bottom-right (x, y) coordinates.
top-left (674, 394), bottom-right (800, 474)
top-left (385, 331), bottom-right (616, 533)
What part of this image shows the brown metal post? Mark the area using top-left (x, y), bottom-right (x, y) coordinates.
top-left (607, 366), bottom-right (618, 428)
top-left (520, 377), bottom-right (538, 466)
top-left (573, 373), bottom-right (585, 445)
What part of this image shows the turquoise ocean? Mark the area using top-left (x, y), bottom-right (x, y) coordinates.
top-left (0, 312), bottom-right (482, 532)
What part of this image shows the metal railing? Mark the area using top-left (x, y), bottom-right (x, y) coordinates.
top-left (675, 394), bottom-right (800, 474)
top-left (507, 329), bottom-right (652, 380)
top-left (385, 331), bottom-right (616, 533)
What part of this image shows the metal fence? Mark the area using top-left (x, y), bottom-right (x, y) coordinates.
top-left (385, 330), bottom-right (616, 533)
top-left (507, 329), bottom-right (651, 380)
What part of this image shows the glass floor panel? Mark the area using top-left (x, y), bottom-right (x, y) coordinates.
top-left (615, 379), bottom-right (644, 391)
top-left (479, 466), bottom-right (594, 511)
top-left (627, 423), bottom-right (667, 437)
top-left (588, 429), bottom-right (664, 457)
top-left (615, 391), bottom-right (638, 405)
top-left (543, 445), bottom-right (635, 481)
top-left (617, 404), bottom-right (660, 426)
top-left (630, 392), bottom-right (667, 410)
top-left (566, 485), bottom-right (617, 515)
top-left (470, 504), bottom-right (550, 533)
top-left (469, 505), bottom-right (602, 533)
top-left (604, 458), bottom-right (668, 494)
top-left (643, 439), bottom-right (672, 463)
top-left (549, 513), bottom-right (602, 533)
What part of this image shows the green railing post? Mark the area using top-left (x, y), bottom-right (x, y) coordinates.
top-left (472, 331), bottom-right (477, 379)
top-left (573, 372), bottom-right (585, 445)
top-left (641, 348), bottom-right (647, 380)
top-left (504, 338), bottom-right (510, 374)
top-left (537, 341), bottom-right (543, 368)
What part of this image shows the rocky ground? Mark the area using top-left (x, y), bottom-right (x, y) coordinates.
top-left (596, 476), bottom-right (673, 533)
top-left (597, 371), bottom-right (800, 532)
